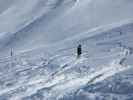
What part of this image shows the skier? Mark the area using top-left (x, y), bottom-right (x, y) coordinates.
top-left (10, 48), bottom-right (13, 57)
top-left (10, 48), bottom-right (14, 67)
top-left (77, 44), bottom-right (82, 58)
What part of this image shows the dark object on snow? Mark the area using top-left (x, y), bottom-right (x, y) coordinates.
top-left (119, 58), bottom-right (126, 65)
top-left (10, 48), bottom-right (13, 57)
top-left (77, 44), bottom-right (82, 57)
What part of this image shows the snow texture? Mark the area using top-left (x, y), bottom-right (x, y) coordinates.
top-left (0, 0), bottom-right (133, 100)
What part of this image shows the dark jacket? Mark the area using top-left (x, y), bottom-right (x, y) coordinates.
top-left (77, 44), bottom-right (82, 56)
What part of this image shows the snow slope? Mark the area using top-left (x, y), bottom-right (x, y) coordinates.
top-left (0, 0), bottom-right (133, 100)
top-left (0, 19), bottom-right (133, 100)
top-left (0, 0), bottom-right (133, 57)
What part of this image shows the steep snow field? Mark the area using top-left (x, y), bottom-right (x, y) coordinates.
top-left (0, 0), bottom-right (133, 100)
top-left (0, 20), bottom-right (133, 100)
top-left (0, 0), bottom-right (133, 56)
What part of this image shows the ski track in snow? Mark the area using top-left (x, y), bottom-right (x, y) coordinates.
top-left (0, 46), bottom-right (131, 100)
top-left (0, 21), bottom-right (133, 99)
top-left (0, 0), bottom-right (133, 99)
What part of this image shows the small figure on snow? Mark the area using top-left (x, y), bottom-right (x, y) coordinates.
top-left (10, 48), bottom-right (14, 67)
top-left (77, 44), bottom-right (82, 58)
top-left (10, 48), bottom-right (13, 57)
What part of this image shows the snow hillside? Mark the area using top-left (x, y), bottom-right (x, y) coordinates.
top-left (0, 0), bottom-right (133, 57)
top-left (0, 19), bottom-right (133, 100)
top-left (0, 0), bottom-right (133, 100)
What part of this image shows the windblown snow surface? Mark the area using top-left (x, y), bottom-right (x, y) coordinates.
top-left (0, 0), bottom-right (133, 100)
